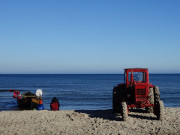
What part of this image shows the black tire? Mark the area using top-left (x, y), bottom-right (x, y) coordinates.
top-left (113, 86), bottom-right (126, 113)
top-left (113, 87), bottom-right (119, 113)
top-left (157, 100), bottom-right (164, 121)
top-left (154, 86), bottom-right (160, 103)
top-left (146, 88), bottom-right (154, 113)
top-left (121, 102), bottom-right (128, 121)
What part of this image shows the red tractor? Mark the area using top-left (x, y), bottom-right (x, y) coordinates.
top-left (113, 68), bottom-right (164, 121)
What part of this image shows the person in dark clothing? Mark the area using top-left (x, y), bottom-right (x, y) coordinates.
top-left (50, 97), bottom-right (60, 111)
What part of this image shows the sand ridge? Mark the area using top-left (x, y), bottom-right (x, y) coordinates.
top-left (0, 107), bottom-right (180, 135)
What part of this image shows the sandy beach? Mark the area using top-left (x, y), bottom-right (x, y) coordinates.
top-left (0, 107), bottom-right (179, 135)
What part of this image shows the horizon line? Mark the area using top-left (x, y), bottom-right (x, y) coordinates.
top-left (0, 73), bottom-right (180, 75)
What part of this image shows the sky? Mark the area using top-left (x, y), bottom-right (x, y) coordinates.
top-left (0, 0), bottom-right (180, 74)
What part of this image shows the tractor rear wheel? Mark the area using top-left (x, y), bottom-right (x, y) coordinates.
top-left (113, 86), bottom-right (126, 113)
top-left (154, 86), bottom-right (160, 103)
top-left (146, 88), bottom-right (154, 113)
top-left (156, 100), bottom-right (164, 121)
top-left (121, 102), bottom-right (128, 121)
top-left (113, 87), bottom-right (119, 113)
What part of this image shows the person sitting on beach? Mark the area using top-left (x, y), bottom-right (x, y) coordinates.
top-left (50, 97), bottom-right (60, 111)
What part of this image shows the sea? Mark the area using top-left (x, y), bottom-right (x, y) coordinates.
top-left (0, 74), bottom-right (180, 111)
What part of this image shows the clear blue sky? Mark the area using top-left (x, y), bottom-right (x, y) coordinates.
top-left (0, 0), bottom-right (180, 74)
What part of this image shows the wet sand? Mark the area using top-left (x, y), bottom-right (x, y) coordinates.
top-left (0, 107), bottom-right (179, 135)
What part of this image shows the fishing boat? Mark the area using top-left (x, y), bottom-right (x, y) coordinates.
top-left (10, 89), bottom-right (44, 110)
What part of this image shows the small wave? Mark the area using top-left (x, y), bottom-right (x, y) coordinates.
top-left (0, 89), bottom-right (28, 92)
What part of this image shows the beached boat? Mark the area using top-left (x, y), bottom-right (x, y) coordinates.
top-left (10, 89), bottom-right (44, 110)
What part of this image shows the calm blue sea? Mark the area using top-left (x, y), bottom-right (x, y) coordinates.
top-left (0, 74), bottom-right (180, 111)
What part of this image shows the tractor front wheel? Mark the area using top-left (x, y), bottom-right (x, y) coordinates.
top-left (121, 102), bottom-right (128, 121)
top-left (146, 87), bottom-right (154, 113)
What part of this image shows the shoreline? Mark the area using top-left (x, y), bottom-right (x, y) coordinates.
top-left (0, 107), bottom-right (180, 135)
